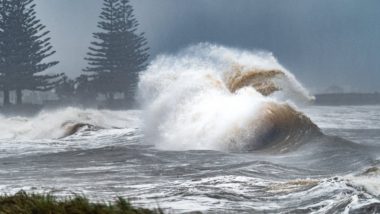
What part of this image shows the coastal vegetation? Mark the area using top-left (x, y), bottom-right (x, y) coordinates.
top-left (0, 191), bottom-right (161, 214)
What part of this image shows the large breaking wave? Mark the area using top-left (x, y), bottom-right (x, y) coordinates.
top-left (138, 43), bottom-right (321, 152)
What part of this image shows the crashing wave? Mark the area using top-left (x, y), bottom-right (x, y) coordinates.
top-left (226, 66), bottom-right (285, 96)
top-left (138, 43), bottom-right (319, 152)
top-left (0, 108), bottom-right (139, 140)
top-left (60, 122), bottom-right (103, 138)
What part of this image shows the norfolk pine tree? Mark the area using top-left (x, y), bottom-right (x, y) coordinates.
top-left (0, 0), bottom-right (60, 105)
top-left (84, 0), bottom-right (149, 103)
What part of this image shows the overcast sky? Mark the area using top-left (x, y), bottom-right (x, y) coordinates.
top-left (35, 0), bottom-right (380, 93)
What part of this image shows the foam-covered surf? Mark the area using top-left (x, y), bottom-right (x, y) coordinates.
top-left (0, 44), bottom-right (378, 213)
top-left (0, 107), bottom-right (140, 140)
top-left (0, 84), bottom-right (378, 212)
top-left (138, 43), bottom-right (319, 152)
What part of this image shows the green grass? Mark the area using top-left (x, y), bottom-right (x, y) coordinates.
top-left (0, 191), bottom-right (162, 214)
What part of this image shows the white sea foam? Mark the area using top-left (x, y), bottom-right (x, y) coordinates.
top-left (0, 107), bottom-right (140, 140)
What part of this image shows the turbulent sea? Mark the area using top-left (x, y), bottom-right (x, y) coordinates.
top-left (0, 44), bottom-right (379, 213)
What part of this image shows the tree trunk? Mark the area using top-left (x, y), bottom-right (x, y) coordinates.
top-left (3, 89), bottom-right (10, 106)
top-left (16, 89), bottom-right (22, 105)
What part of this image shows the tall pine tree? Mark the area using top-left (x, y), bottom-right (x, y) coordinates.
top-left (84, 0), bottom-right (149, 102)
top-left (0, 0), bottom-right (60, 105)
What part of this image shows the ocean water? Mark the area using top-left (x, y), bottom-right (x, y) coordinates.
top-left (0, 44), bottom-right (379, 213)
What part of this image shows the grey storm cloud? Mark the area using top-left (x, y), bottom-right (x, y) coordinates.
top-left (35, 0), bottom-right (380, 92)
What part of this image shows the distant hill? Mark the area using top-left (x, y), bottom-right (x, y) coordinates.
top-left (314, 93), bottom-right (380, 106)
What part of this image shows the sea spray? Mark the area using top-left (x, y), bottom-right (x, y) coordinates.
top-left (138, 43), bottom-right (316, 151)
top-left (0, 108), bottom-right (139, 140)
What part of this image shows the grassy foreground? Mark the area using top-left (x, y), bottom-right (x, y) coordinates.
top-left (0, 191), bottom-right (162, 214)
